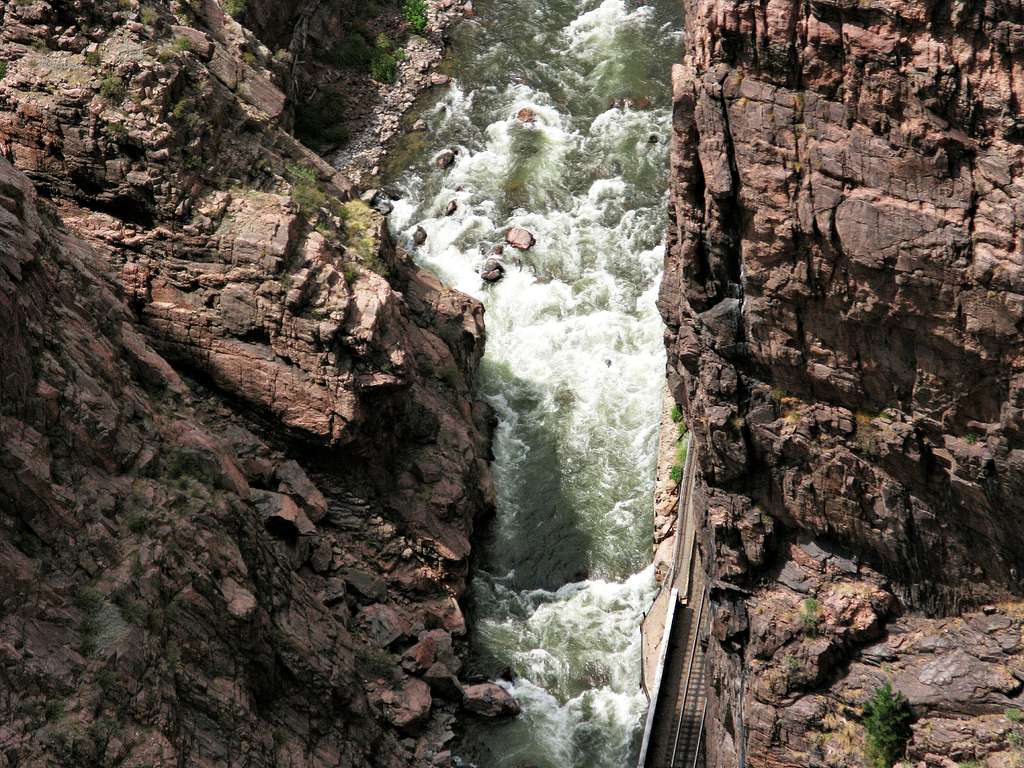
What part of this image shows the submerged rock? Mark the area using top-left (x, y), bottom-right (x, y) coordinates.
top-left (434, 149), bottom-right (456, 169)
top-left (445, 199), bottom-right (458, 216)
top-left (515, 107), bottom-right (537, 124)
top-left (480, 258), bottom-right (505, 283)
top-left (505, 227), bottom-right (535, 250)
top-left (413, 226), bottom-right (428, 245)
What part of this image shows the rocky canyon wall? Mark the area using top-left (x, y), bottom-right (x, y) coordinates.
top-left (0, 1), bottom-right (501, 766)
top-left (660, 0), bottom-right (1024, 764)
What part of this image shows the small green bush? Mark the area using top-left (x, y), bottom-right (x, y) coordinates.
top-left (800, 597), bottom-right (821, 635)
top-left (1007, 708), bottom-right (1023, 723)
top-left (99, 75), bottom-right (125, 103)
top-left (669, 465), bottom-right (683, 483)
top-left (172, 36), bottom-right (193, 53)
top-left (223, 0), bottom-right (246, 18)
top-left (140, 6), bottom-right (158, 25)
top-left (370, 51), bottom-right (396, 84)
top-left (84, 49), bottom-right (101, 66)
top-left (44, 699), bottom-right (65, 722)
top-left (0, 62), bottom-right (7, 79)
top-left (330, 32), bottom-right (373, 69)
top-left (670, 404), bottom-right (683, 423)
top-left (862, 681), bottom-right (912, 768)
top-left (288, 164), bottom-right (329, 217)
top-left (75, 586), bottom-right (104, 614)
top-left (403, 0), bottom-right (428, 33)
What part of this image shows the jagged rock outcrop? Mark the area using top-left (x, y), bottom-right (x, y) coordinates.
top-left (0, 1), bottom-right (494, 766)
top-left (660, 0), bottom-right (1024, 765)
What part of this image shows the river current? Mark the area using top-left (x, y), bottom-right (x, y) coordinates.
top-left (384, 1), bottom-right (682, 764)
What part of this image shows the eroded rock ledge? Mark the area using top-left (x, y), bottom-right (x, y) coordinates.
top-left (660, 0), bottom-right (1024, 765)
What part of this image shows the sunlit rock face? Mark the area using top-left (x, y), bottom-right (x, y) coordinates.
top-left (660, 0), bottom-right (1024, 764)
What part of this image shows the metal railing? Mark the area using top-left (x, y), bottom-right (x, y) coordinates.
top-left (668, 582), bottom-right (708, 767)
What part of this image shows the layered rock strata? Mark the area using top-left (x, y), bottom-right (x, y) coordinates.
top-left (0, 1), bottom-right (495, 765)
top-left (660, 0), bottom-right (1024, 764)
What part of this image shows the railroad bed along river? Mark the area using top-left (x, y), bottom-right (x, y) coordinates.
top-left (384, 0), bottom-right (682, 765)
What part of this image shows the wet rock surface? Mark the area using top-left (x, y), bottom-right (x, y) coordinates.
top-left (0, 1), bottom-right (495, 766)
top-left (505, 227), bottom-right (535, 250)
top-left (661, 0), bottom-right (1024, 764)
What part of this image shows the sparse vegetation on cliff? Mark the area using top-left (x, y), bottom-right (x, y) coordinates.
top-left (862, 682), bottom-right (912, 768)
top-left (403, 0), bottom-right (428, 33)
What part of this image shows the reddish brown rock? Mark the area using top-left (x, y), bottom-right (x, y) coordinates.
top-left (662, 0), bottom-right (1024, 764)
top-left (515, 107), bottom-right (537, 123)
top-left (0, 1), bottom-right (495, 765)
top-left (505, 227), bottom-right (535, 250)
top-left (462, 682), bottom-right (520, 718)
top-left (379, 677), bottom-right (433, 732)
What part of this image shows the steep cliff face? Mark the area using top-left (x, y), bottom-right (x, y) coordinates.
top-left (660, 0), bottom-right (1024, 764)
top-left (0, 1), bottom-right (494, 765)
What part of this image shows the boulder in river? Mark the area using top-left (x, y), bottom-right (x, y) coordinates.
top-left (462, 682), bottom-right (520, 718)
top-left (360, 189), bottom-right (394, 215)
top-left (413, 226), bottom-right (428, 246)
top-left (480, 258), bottom-right (505, 283)
top-left (434, 149), bottom-right (456, 169)
top-left (412, 118), bottom-right (427, 132)
top-left (515, 107), bottom-right (537, 124)
top-left (430, 73), bottom-right (451, 86)
top-left (445, 199), bottom-right (458, 216)
top-left (505, 227), bottom-right (535, 250)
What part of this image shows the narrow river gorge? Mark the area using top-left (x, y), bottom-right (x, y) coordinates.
top-left (385, 0), bottom-right (683, 764)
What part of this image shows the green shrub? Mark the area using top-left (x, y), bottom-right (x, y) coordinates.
top-left (800, 597), bottom-right (821, 635)
top-left (99, 75), bottom-right (125, 103)
top-left (223, 0), bottom-right (245, 18)
top-left (674, 438), bottom-right (687, 467)
top-left (403, 0), bottom-right (428, 33)
top-left (669, 464), bottom-right (683, 483)
top-left (0, 62), bottom-right (7, 79)
top-left (670, 404), bottom-right (683, 423)
top-left (44, 699), bottom-right (65, 722)
top-left (294, 91), bottom-right (349, 146)
top-left (75, 586), bottom-right (104, 614)
top-left (330, 32), bottom-right (373, 69)
top-left (172, 35), bottom-right (193, 53)
top-left (288, 164), bottom-right (330, 217)
top-left (124, 510), bottom-right (148, 533)
top-left (103, 121), bottom-right (127, 141)
top-left (140, 5), bottom-right (158, 25)
top-left (342, 263), bottom-right (360, 286)
top-left (370, 50), bottom-right (397, 83)
top-left (862, 682), bottom-right (912, 768)
top-left (1007, 708), bottom-right (1023, 723)
top-left (84, 49), bottom-right (101, 66)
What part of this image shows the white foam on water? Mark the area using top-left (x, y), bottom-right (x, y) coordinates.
top-left (387, 0), bottom-right (680, 764)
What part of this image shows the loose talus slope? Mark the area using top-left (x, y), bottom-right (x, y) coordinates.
top-left (661, 0), bottom-right (1024, 764)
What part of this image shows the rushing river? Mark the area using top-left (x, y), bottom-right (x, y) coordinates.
top-left (385, 0), bottom-right (681, 764)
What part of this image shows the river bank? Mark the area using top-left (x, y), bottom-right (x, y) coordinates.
top-left (327, 1), bottom-right (475, 187)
